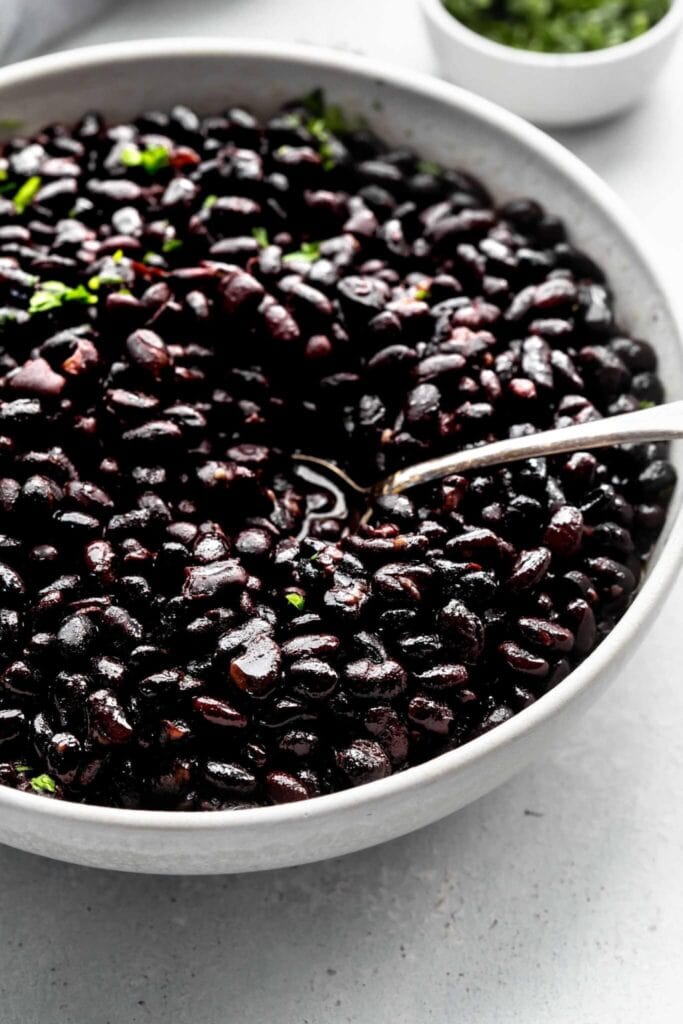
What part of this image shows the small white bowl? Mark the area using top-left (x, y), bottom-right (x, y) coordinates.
top-left (0, 40), bottom-right (682, 874)
top-left (421, 0), bottom-right (683, 126)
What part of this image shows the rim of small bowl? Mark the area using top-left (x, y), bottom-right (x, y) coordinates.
top-left (0, 37), bottom-right (681, 838)
top-left (420, 0), bottom-right (683, 67)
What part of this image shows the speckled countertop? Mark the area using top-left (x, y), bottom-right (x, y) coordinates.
top-left (0, 3), bottom-right (682, 1021)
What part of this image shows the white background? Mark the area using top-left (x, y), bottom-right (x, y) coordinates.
top-left (0, 3), bottom-right (682, 1022)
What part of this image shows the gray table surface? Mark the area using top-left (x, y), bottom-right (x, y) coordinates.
top-left (1, 3), bottom-right (682, 1022)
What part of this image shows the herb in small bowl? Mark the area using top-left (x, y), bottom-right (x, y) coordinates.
top-left (442, 0), bottom-right (671, 52)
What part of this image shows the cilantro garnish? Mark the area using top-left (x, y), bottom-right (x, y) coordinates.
top-left (203, 194), bottom-right (218, 209)
top-left (162, 237), bottom-right (183, 254)
top-left (30, 774), bottom-right (56, 794)
top-left (417, 160), bottom-right (442, 176)
top-left (283, 240), bottom-right (322, 264)
top-left (302, 89), bottom-right (349, 135)
top-left (252, 226), bottom-right (269, 248)
top-left (13, 175), bottom-right (42, 214)
top-left (286, 593), bottom-right (306, 611)
top-left (120, 143), bottom-right (170, 175)
top-left (29, 280), bottom-right (97, 315)
top-left (112, 248), bottom-right (124, 264)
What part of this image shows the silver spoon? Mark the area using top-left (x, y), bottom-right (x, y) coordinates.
top-left (294, 399), bottom-right (683, 500)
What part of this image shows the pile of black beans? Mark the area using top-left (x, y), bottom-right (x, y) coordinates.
top-left (0, 96), bottom-right (675, 809)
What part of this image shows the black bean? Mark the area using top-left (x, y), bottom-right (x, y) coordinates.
top-left (192, 695), bottom-right (248, 729)
top-left (517, 617), bottom-right (574, 653)
top-left (87, 689), bottom-right (134, 745)
top-left (507, 548), bottom-right (551, 592)
top-left (203, 760), bottom-right (257, 795)
top-left (230, 635), bottom-right (282, 698)
top-left (335, 739), bottom-right (391, 787)
top-left (344, 658), bottom-right (407, 699)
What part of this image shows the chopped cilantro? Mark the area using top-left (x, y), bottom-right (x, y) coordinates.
top-left (29, 280), bottom-right (97, 315)
top-left (112, 248), bottom-right (124, 264)
top-left (306, 118), bottom-right (337, 170)
top-left (162, 237), bottom-right (183, 254)
top-left (202, 194), bottom-right (218, 209)
top-left (120, 143), bottom-right (170, 175)
top-left (283, 240), bottom-right (322, 264)
top-left (88, 270), bottom-right (126, 290)
top-left (14, 764), bottom-right (30, 773)
top-left (286, 593), bottom-right (306, 611)
top-left (0, 168), bottom-right (7, 181)
top-left (639, 400), bottom-right (656, 409)
top-left (0, 181), bottom-right (17, 196)
top-left (13, 175), bottom-right (42, 214)
top-left (442, 0), bottom-right (669, 52)
top-left (417, 159), bottom-right (442, 176)
top-left (252, 226), bottom-right (269, 248)
top-left (414, 284), bottom-right (431, 301)
top-left (302, 89), bottom-right (349, 135)
top-left (30, 773), bottom-right (56, 794)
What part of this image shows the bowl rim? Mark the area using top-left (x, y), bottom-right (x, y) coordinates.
top-left (0, 36), bottom-right (681, 837)
top-left (420, 0), bottom-right (683, 68)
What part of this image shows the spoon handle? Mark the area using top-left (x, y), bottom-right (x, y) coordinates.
top-left (377, 399), bottom-right (683, 497)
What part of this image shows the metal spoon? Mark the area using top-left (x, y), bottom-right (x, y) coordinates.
top-left (294, 399), bottom-right (683, 500)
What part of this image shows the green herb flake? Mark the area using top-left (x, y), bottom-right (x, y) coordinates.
top-left (286, 593), bottom-right (306, 611)
top-left (639, 400), bottom-right (656, 409)
top-left (0, 181), bottom-right (16, 196)
top-left (0, 168), bottom-right (7, 181)
top-left (252, 226), bottom-right (269, 248)
top-left (162, 237), bottom-right (183, 254)
top-left (203, 194), bottom-right (218, 209)
top-left (14, 764), bottom-right (31, 773)
top-left (121, 143), bottom-right (170, 175)
top-left (414, 284), bottom-right (431, 301)
top-left (302, 89), bottom-right (349, 135)
top-left (112, 248), bottom-right (124, 264)
top-left (417, 159), bottom-right (442, 176)
top-left (30, 773), bottom-right (56, 794)
top-left (13, 175), bottom-right (42, 214)
top-left (283, 240), bottom-right (322, 264)
top-left (29, 279), bottom-right (97, 315)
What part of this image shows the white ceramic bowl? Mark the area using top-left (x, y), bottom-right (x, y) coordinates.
top-left (0, 39), bottom-right (681, 874)
top-left (420, 0), bottom-right (683, 126)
